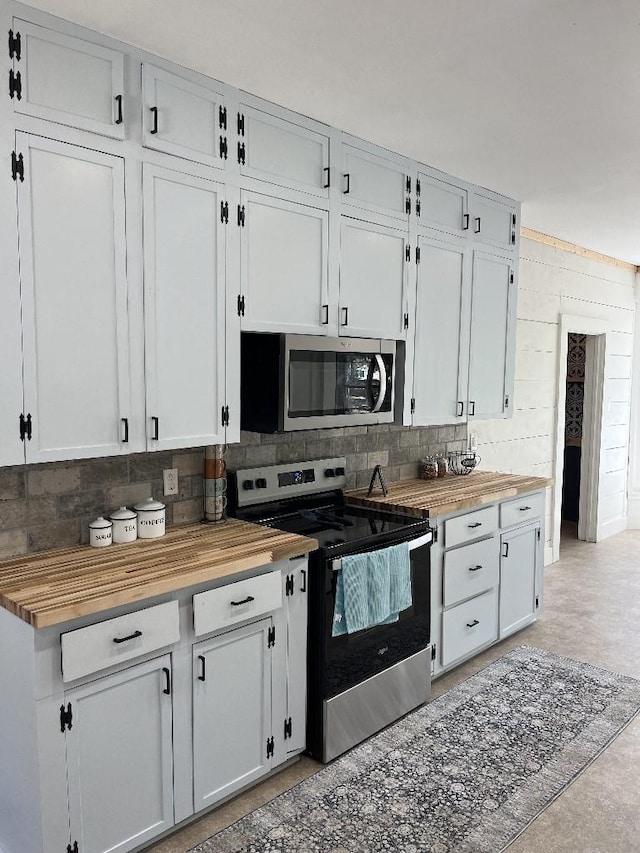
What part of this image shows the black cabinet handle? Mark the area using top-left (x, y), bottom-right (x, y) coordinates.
top-left (469, 400), bottom-right (476, 416)
top-left (321, 304), bottom-right (329, 325)
top-left (300, 568), bottom-right (307, 593)
top-left (152, 416), bottom-right (159, 440)
top-left (114, 95), bottom-right (123, 125)
top-left (520, 506), bottom-right (532, 511)
top-left (341, 306), bottom-right (349, 326)
top-left (198, 655), bottom-right (206, 682)
top-left (121, 417), bottom-right (129, 443)
top-left (230, 595), bottom-right (255, 606)
top-left (474, 216), bottom-right (481, 233)
top-left (343, 173), bottom-right (350, 194)
top-left (462, 213), bottom-right (470, 230)
top-left (466, 619), bottom-right (479, 628)
top-left (469, 565), bottom-right (482, 572)
top-left (468, 522), bottom-right (482, 529)
top-left (503, 542), bottom-right (509, 558)
top-left (456, 401), bottom-right (464, 417)
top-left (113, 630), bottom-right (142, 644)
top-left (323, 166), bottom-right (330, 189)
top-left (162, 667), bottom-right (171, 695)
top-left (150, 106), bottom-right (158, 134)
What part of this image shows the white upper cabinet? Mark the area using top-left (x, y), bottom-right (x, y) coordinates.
top-left (142, 64), bottom-right (227, 169)
top-left (142, 164), bottom-right (227, 450)
top-left (471, 191), bottom-right (518, 252)
top-left (240, 191), bottom-right (329, 334)
top-left (467, 250), bottom-right (516, 419)
top-left (412, 235), bottom-right (470, 425)
top-left (11, 19), bottom-right (125, 138)
top-left (341, 144), bottom-right (410, 221)
top-left (417, 171), bottom-right (470, 238)
top-left (16, 133), bottom-right (134, 463)
top-left (238, 105), bottom-right (330, 198)
top-left (339, 216), bottom-right (408, 340)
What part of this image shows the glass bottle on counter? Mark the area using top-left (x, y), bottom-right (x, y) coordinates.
top-left (419, 455), bottom-right (438, 480)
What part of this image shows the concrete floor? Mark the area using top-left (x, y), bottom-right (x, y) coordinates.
top-left (147, 528), bottom-right (640, 853)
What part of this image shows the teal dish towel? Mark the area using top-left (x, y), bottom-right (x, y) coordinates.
top-left (332, 542), bottom-right (412, 637)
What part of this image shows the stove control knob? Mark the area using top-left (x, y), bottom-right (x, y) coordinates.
top-left (256, 478), bottom-right (267, 489)
top-left (242, 479), bottom-right (255, 490)
top-left (324, 468), bottom-right (335, 478)
top-left (335, 466), bottom-right (345, 476)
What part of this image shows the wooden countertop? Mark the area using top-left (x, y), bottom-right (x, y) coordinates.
top-left (0, 520), bottom-right (318, 629)
top-left (345, 471), bottom-right (551, 519)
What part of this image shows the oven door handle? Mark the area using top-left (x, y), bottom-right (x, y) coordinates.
top-left (370, 354), bottom-right (387, 413)
top-left (330, 530), bottom-right (433, 571)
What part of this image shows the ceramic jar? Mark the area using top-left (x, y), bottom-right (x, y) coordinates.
top-left (109, 506), bottom-right (138, 544)
top-left (133, 497), bottom-right (166, 539)
top-left (89, 516), bottom-right (112, 548)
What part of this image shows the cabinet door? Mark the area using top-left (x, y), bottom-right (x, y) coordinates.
top-left (500, 524), bottom-right (539, 638)
top-left (142, 64), bottom-right (226, 169)
top-left (417, 172), bottom-right (469, 238)
top-left (412, 235), bottom-right (470, 425)
top-left (240, 191), bottom-right (329, 334)
top-left (285, 561), bottom-right (308, 756)
top-left (193, 618), bottom-right (272, 811)
top-left (467, 251), bottom-right (516, 419)
top-left (471, 192), bottom-right (518, 252)
top-left (16, 133), bottom-right (133, 462)
top-left (12, 19), bottom-right (125, 138)
top-left (240, 105), bottom-right (329, 198)
top-left (143, 164), bottom-right (226, 449)
top-left (339, 217), bottom-right (408, 340)
top-left (342, 145), bottom-right (409, 220)
top-left (65, 655), bottom-right (174, 853)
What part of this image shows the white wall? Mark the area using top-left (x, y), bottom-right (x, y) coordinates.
top-left (627, 273), bottom-right (640, 528)
top-left (473, 236), bottom-right (636, 563)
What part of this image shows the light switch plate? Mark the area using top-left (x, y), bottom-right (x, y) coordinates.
top-left (163, 468), bottom-right (179, 496)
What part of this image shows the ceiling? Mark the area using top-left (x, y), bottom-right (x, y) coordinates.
top-left (24, 0), bottom-right (640, 264)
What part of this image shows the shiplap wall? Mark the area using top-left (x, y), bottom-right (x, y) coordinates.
top-left (473, 236), bottom-right (636, 563)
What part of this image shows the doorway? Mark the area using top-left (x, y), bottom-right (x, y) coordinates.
top-left (561, 333), bottom-right (586, 537)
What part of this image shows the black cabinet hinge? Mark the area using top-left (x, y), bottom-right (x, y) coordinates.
top-left (67, 842), bottom-right (79, 853)
top-left (11, 150), bottom-right (23, 181)
top-left (218, 104), bottom-right (227, 130)
top-left (403, 313), bottom-right (409, 330)
top-left (509, 270), bottom-right (514, 285)
top-left (405, 196), bottom-right (411, 215)
top-left (218, 136), bottom-right (228, 160)
top-left (267, 625), bottom-right (275, 648)
top-left (410, 397), bottom-right (415, 415)
top-left (537, 528), bottom-right (541, 541)
top-left (284, 716), bottom-right (292, 740)
top-left (431, 644), bottom-right (436, 661)
top-left (237, 112), bottom-right (245, 136)
top-left (60, 702), bottom-right (73, 733)
top-left (221, 405), bottom-right (230, 427)
top-left (237, 141), bottom-right (246, 165)
top-left (416, 246), bottom-right (421, 264)
top-left (237, 294), bottom-right (245, 317)
top-left (416, 200), bottom-right (421, 217)
top-left (504, 395), bottom-right (510, 409)
top-left (536, 595), bottom-right (539, 607)
top-left (9, 68), bottom-right (21, 99)
top-left (430, 524), bottom-right (438, 544)
top-left (285, 574), bottom-right (294, 596)
top-left (237, 204), bottom-right (245, 227)
top-left (220, 200), bottom-right (229, 224)
top-left (19, 412), bottom-right (32, 441)
top-left (511, 213), bottom-right (517, 245)
top-left (416, 177), bottom-right (421, 197)
top-left (406, 176), bottom-right (411, 194)
top-left (8, 29), bottom-right (21, 61)
top-left (266, 735), bottom-right (274, 758)
top-left (405, 244), bottom-right (410, 262)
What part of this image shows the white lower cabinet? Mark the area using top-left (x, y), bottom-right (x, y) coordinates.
top-left (65, 655), bottom-right (175, 853)
top-left (500, 522), bottom-right (540, 639)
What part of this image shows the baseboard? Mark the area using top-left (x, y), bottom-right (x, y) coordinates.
top-left (597, 516), bottom-right (628, 541)
top-left (544, 545), bottom-right (554, 566)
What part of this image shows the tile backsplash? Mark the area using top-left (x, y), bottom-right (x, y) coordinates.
top-left (0, 423), bottom-right (466, 558)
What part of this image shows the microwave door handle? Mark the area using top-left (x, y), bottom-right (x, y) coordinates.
top-left (371, 354), bottom-right (387, 413)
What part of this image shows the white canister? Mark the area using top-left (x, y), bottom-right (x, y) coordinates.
top-left (133, 497), bottom-right (166, 539)
top-left (89, 516), bottom-right (112, 548)
top-left (109, 506), bottom-right (138, 544)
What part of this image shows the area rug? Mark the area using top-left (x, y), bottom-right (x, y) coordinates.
top-left (189, 646), bottom-right (640, 853)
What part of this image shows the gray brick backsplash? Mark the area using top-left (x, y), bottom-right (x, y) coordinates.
top-left (79, 458), bottom-right (128, 488)
top-left (128, 452), bottom-right (174, 482)
top-left (28, 520), bottom-right (81, 553)
top-left (367, 450), bottom-right (389, 469)
top-left (355, 433), bottom-right (379, 453)
top-left (244, 444), bottom-right (278, 467)
top-left (172, 498), bottom-right (203, 526)
top-left (57, 489), bottom-right (107, 520)
top-left (171, 450), bottom-right (204, 476)
top-left (0, 529), bottom-right (27, 559)
top-left (27, 466), bottom-right (80, 496)
top-left (106, 482), bottom-right (155, 512)
top-left (304, 438), bottom-right (333, 459)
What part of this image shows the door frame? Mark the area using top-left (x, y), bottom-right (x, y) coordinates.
top-left (552, 314), bottom-right (609, 561)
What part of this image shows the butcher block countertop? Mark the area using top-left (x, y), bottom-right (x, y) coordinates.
top-left (0, 520), bottom-right (318, 629)
top-left (346, 471), bottom-right (551, 519)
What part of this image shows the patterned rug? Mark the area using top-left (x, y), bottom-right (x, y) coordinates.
top-left (189, 646), bottom-right (640, 853)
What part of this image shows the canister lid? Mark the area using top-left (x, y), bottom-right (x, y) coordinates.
top-left (133, 497), bottom-right (166, 512)
top-left (109, 506), bottom-right (137, 521)
top-left (89, 516), bottom-right (112, 530)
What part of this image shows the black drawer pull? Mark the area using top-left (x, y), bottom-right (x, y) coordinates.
top-left (152, 416), bottom-right (159, 440)
top-left (300, 568), bottom-right (307, 592)
top-left (456, 400), bottom-right (464, 417)
top-left (162, 667), bottom-right (171, 695)
top-left (321, 304), bottom-right (329, 325)
top-left (113, 630), bottom-right (142, 644)
top-left (323, 166), bottom-right (330, 189)
top-left (462, 213), bottom-right (470, 230)
top-left (230, 595), bottom-right (255, 606)
top-left (469, 565), bottom-right (482, 572)
top-left (468, 522), bottom-right (482, 529)
top-left (519, 506), bottom-right (531, 511)
top-left (114, 94), bottom-right (123, 125)
top-left (121, 417), bottom-right (129, 443)
top-left (503, 542), bottom-right (509, 558)
top-left (466, 619), bottom-right (479, 628)
top-left (149, 106), bottom-right (158, 134)
top-left (198, 654), bottom-right (206, 682)
top-left (343, 172), bottom-right (350, 194)
top-left (474, 216), bottom-right (481, 233)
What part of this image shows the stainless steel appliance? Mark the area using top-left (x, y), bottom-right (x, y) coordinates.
top-left (228, 457), bottom-right (433, 763)
top-left (240, 333), bottom-right (397, 432)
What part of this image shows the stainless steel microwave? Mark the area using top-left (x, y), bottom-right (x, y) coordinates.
top-left (240, 333), bottom-right (397, 432)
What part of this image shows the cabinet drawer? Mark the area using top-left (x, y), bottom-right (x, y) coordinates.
top-left (61, 601), bottom-right (180, 683)
top-left (443, 536), bottom-right (500, 607)
top-left (193, 570), bottom-right (282, 637)
top-left (500, 492), bottom-right (545, 528)
top-left (445, 505), bottom-right (498, 549)
top-left (442, 589), bottom-right (498, 668)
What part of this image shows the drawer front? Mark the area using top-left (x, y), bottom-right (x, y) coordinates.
top-left (445, 505), bottom-right (498, 549)
top-left (193, 570), bottom-right (282, 637)
top-left (442, 589), bottom-right (498, 668)
top-left (61, 601), bottom-right (180, 683)
top-left (500, 492), bottom-right (545, 529)
top-left (443, 536), bottom-right (500, 607)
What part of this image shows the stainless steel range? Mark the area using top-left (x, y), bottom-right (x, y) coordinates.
top-left (228, 457), bottom-right (434, 763)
